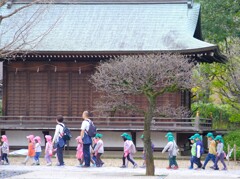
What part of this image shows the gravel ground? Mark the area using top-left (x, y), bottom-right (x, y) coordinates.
top-left (6, 155), bottom-right (240, 170)
top-left (0, 170), bottom-right (30, 179)
top-left (1, 153), bottom-right (239, 179)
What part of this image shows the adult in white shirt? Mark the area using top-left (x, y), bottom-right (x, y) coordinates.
top-left (80, 111), bottom-right (92, 167)
top-left (52, 115), bottom-right (65, 166)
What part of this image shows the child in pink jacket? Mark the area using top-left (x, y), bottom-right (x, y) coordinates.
top-left (1, 135), bottom-right (9, 165)
top-left (76, 136), bottom-right (84, 166)
top-left (45, 135), bottom-right (53, 166)
top-left (120, 133), bottom-right (137, 168)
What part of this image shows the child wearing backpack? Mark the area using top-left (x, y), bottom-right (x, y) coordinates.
top-left (162, 135), bottom-right (178, 170)
top-left (94, 133), bottom-right (104, 167)
top-left (1, 135), bottom-right (9, 165)
top-left (188, 135), bottom-right (196, 169)
top-left (212, 135), bottom-right (227, 170)
top-left (76, 136), bottom-right (84, 166)
top-left (22, 135), bottom-right (35, 165)
top-left (120, 133), bottom-right (137, 168)
top-left (192, 133), bottom-right (203, 169)
top-left (202, 132), bottom-right (216, 170)
top-left (140, 134), bottom-right (154, 168)
top-left (45, 135), bottom-right (53, 166)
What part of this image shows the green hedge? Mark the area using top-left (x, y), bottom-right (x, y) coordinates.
top-left (223, 130), bottom-right (240, 160)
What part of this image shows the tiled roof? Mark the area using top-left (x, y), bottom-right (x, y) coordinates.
top-left (0, 2), bottom-right (219, 55)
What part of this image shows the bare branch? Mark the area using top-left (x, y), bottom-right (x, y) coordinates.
top-left (0, 0), bottom-right (51, 23)
top-left (90, 53), bottom-right (195, 115)
top-left (0, 0), bottom-right (61, 59)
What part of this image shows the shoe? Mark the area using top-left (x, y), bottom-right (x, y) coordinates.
top-left (120, 165), bottom-right (127, 168)
top-left (133, 163), bottom-right (138, 168)
top-left (202, 167), bottom-right (205, 170)
top-left (194, 167), bottom-right (201, 170)
top-left (173, 166), bottom-right (178, 170)
top-left (188, 166), bottom-right (193, 169)
top-left (56, 163), bottom-right (64, 167)
top-left (140, 165), bottom-right (146, 168)
top-left (214, 168), bottom-right (219, 170)
top-left (46, 163), bottom-right (52, 166)
top-left (210, 166), bottom-right (214, 169)
top-left (91, 163), bottom-right (96, 167)
top-left (166, 166), bottom-right (172, 169)
top-left (81, 165), bottom-right (90, 168)
top-left (222, 168), bottom-right (227, 171)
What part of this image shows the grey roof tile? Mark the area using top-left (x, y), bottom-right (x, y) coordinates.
top-left (0, 3), bottom-right (216, 53)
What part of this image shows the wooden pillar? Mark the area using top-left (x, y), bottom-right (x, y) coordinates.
top-left (42, 131), bottom-right (50, 144)
top-left (227, 144), bottom-right (230, 166)
top-left (195, 111), bottom-right (200, 131)
top-left (131, 131), bottom-right (136, 146)
top-left (234, 144), bottom-right (237, 164)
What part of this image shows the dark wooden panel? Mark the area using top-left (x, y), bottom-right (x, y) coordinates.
top-left (28, 72), bottom-right (48, 116)
top-left (4, 61), bottom-right (185, 118)
top-left (7, 72), bottom-right (28, 116)
top-left (49, 72), bottom-right (70, 116)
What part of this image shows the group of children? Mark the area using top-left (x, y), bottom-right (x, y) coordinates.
top-left (76, 133), bottom-right (104, 167)
top-left (189, 132), bottom-right (227, 170)
top-left (0, 132), bottom-right (228, 170)
top-left (22, 134), bottom-right (48, 166)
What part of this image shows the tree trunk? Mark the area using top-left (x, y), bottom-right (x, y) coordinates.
top-left (144, 96), bottom-right (156, 176)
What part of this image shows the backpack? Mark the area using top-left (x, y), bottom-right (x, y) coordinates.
top-left (130, 142), bottom-right (137, 154)
top-left (87, 120), bottom-right (97, 137)
top-left (59, 124), bottom-right (72, 141)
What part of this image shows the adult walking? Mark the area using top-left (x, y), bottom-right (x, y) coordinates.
top-left (80, 111), bottom-right (92, 167)
top-left (52, 115), bottom-right (65, 166)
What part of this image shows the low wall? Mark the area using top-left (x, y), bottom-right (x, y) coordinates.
top-left (4, 130), bottom-right (176, 149)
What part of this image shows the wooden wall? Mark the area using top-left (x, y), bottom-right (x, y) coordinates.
top-left (3, 61), bottom-right (185, 117)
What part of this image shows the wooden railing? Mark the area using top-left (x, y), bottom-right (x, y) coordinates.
top-left (0, 116), bottom-right (212, 131)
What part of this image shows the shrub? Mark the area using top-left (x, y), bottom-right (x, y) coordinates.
top-left (191, 102), bottom-right (231, 129)
top-left (223, 130), bottom-right (240, 160)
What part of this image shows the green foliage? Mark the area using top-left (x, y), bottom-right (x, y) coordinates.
top-left (229, 113), bottom-right (240, 123)
top-left (192, 63), bottom-right (227, 104)
top-left (192, 102), bottom-right (230, 120)
top-left (223, 130), bottom-right (240, 160)
top-left (198, 0), bottom-right (240, 44)
top-left (191, 102), bottom-right (233, 129)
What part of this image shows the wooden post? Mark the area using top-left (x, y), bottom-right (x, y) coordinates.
top-left (210, 112), bottom-right (213, 129)
top-left (195, 111), bottom-right (200, 131)
top-left (227, 144), bottom-right (230, 166)
top-left (234, 144), bottom-right (237, 164)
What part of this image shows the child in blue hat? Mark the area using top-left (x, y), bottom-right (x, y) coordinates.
top-left (94, 133), bottom-right (104, 167)
top-left (162, 135), bottom-right (179, 169)
top-left (120, 133), bottom-right (137, 168)
top-left (188, 135), bottom-right (196, 169)
top-left (212, 135), bottom-right (227, 170)
top-left (202, 132), bottom-right (216, 170)
top-left (140, 134), bottom-right (154, 168)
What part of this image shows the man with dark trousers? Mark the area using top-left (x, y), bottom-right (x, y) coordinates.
top-left (80, 111), bottom-right (92, 167)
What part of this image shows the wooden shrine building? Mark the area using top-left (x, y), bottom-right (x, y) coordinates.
top-left (0, 0), bottom-right (225, 150)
